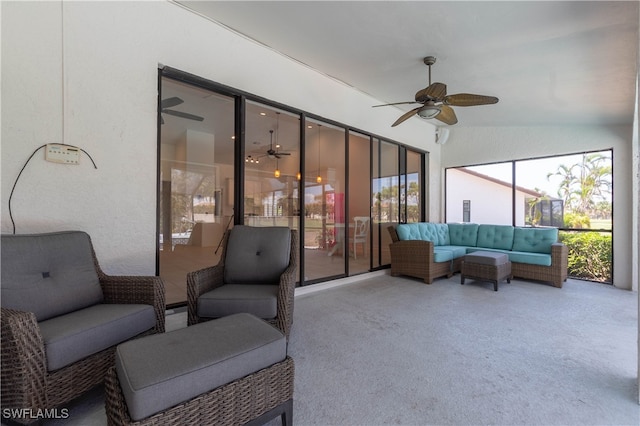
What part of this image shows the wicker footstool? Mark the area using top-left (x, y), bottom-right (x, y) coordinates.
top-left (105, 313), bottom-right (294, 425)
top-left (461, 251), bottom-right (512, 291)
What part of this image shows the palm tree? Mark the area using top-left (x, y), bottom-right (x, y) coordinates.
top-left (547, 153), bottom-right (612, 216)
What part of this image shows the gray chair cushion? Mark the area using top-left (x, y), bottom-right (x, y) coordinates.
top-left (223, 226), bottom-right (291, 285)
top-left (39, 303), bottom-right (156, 371)
top-left (115, 313), bottom-right (286, 421)
top-left (1, 231), bottom-right (104, 321)
top-left (197, 284), bottom-right (279, 319)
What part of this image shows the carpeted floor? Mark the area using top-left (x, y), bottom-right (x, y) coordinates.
top-left (28, 273), bottom-right (640, 425)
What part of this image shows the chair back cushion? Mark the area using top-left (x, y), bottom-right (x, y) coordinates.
top-left (1, 231), bottom-right (104, 321)
top-left (224, 226), bottom-right (291, 285)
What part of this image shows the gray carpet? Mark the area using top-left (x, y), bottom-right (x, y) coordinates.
top-left (32, 274), bottom-right (640, 425)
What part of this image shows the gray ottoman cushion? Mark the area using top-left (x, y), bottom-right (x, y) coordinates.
top-left (39, 303), bottom-right (156, 371)
top-left (197, 284), bottom-right (279, 319)
top-left (115, 313), bottom-right (286, 421)
top-left (465, 250), bottom-right (509, 266)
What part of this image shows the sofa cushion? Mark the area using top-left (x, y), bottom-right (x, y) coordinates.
top-left (447, 223), bottom-right (479, 247)
top-left (39, 303), bottom-right (156, 371)
top-left (433, 247), bottom-right (454, 263)
top-left (477, 225), bottom-right (515, 250)
top-left (198, 284), bottom-right (279, 319)
top-left (115, 313), bottom-right (286, 421)
top-left (224, 226), bottom-right (291, 285)
top-left (512, 227), bottom-right (558, 254)
top-left (396, 223), bottom-right (450, 246)
top-left (436, 245), bottom-right (468, 259)
top-left (1, 231), bottom-right (104, 321)
top-left (395, 223), bottom-right (421, 241)
top-left (507, 251), bottom-right (553, 267)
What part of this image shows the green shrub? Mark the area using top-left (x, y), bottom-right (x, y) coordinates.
top-left (559, 232), bottom-right (612, 283)
top-left (563, 212), bottom-right (591, 229)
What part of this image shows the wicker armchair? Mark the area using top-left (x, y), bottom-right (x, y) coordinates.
top-left (1, 231), bottom-right (165, 424)
top-left (187, 226), bottom-right (298, 339)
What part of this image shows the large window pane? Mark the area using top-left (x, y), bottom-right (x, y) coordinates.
top-left (406, 150), bottom-right (422, 223)
top-left (348, 131), bottom-right (371, 275)
top-left (159, 77), bottom-right (235, 306)
top-left (243, 103), bottom-right (301, 282)
top-left (304, 119), bottom-right (346, 281)
top-left (523, 151), bottom-right (612, 282)
top-left (373, 140), bottom-right (399, 266)
top-left (446, 163), bottom-right (513, 225)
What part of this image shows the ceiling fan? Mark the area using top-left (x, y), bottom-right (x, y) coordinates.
top-left (265, 130), bottom-right (290, 159)
top-left (160, 97), bottom-right (204, 124)
top-left (245, 130), bottom-right (291, 164)
top-left (373, 56), bottom-right (499, 126)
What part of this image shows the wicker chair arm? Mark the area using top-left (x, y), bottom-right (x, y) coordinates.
top-left (275, 230), bottom-right (298, 339)
top-left (100, 275), bottom-right (166, 333)
top-left (1, 308), bottom-right (47, 409)
top-left (187, 263), bottom-right (225, 325)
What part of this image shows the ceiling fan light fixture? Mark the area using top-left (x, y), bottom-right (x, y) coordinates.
top-left (374, 56), bottom-right (497, 126)
top-left (417, 105), bottom-right (441, 119)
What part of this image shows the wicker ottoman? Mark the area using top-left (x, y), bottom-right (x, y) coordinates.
top-left (105, 313), bottom-right (294, 425)
top-left (461, 251), bottom-right (512, 291)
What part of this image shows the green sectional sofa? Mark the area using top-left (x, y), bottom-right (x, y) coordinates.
top-left (388, 223), bottom-right (568, 287)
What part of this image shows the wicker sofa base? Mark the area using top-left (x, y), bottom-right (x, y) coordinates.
top-left (511, 262), bottom-right (566, 288)
top-left (104, 356), bottom-right (294, 426)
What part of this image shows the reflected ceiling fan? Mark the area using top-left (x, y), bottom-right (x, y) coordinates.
top-left (373, 56), bottom-right (499, 126)
top-left (265, 130), bottom-right (290, 159)
top-left (160, 97), bottom-right (204, 124)
top-left (245, 130), bottom-right (291, 164)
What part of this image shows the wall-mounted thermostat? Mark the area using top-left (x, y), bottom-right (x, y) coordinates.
top-left (45, 144), bottom-right (80, 165)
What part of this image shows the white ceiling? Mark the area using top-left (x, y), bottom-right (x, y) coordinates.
top-left (176, 0), bottom-right (639, 128)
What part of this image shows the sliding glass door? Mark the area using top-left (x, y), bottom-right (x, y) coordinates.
top-left (303, 119), bottom-right (346, 282)
top-left (158, 76), bottom-right (235, 306)
top-left (348, 131), bottom-right (372, 274)
top-left (158, 68), bottom-right (428, 300)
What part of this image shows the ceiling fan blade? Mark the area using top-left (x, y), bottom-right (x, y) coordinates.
top-left (435, 105), bottom-right (458, 125)
top-left (162, 109), bottom-right (204, 121)
top-left (415, 83), bottom-right (447, 103)
top-left (161, 97), bottom-right (184, 109)
top-left (372, 101), bottom-right (419, 108)
top-left (391, 107), bottom-right (422, 127)
top-left (444, 93), bottom-right (499, 106)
